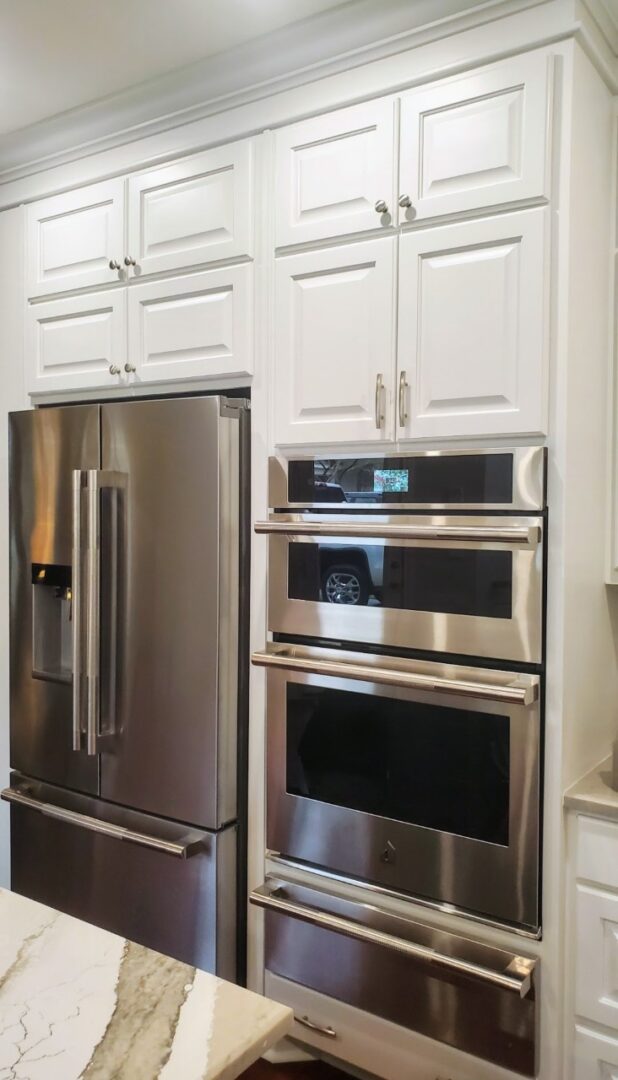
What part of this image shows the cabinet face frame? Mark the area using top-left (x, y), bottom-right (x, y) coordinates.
top-left (26, 290), bottom-right (127, 394)
top-left (398, 51), bottom-right (551, 225)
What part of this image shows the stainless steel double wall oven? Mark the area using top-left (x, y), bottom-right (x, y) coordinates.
top-left (251, 447), bottom-right (546, 1075)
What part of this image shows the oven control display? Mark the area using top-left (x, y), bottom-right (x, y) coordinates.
top-left (373, 469), bottom-right (409, 493)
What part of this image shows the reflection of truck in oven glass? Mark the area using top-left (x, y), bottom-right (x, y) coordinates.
top-left (320, 544), bottom-right (383, 606)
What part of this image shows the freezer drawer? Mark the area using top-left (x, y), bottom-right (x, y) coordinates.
top-left (5, 775), bottom-right (237, 979)
top-left (252, 876), bottom-right (538, 1076)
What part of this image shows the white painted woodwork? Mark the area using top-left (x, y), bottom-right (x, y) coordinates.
top-left (273, 237), bottom-right (396, 446)
top-left (397, 207), bottom-right (548, 439)
top-left (127, 265), bottom-right (253, 384)
top-left (127, 140), bottom-right (253, 276)
top-left (274, 98), bottom-right (396, 247)
top-left (26, 179), bottom-right (125, 298)
top-left (574, 1025), bottom-right (618, 1080)
top-left (26, 291), bottom-right (126, 394)
top-left (398, 52), bottom-right (550, 224)
top-left (576, 882), bottom-right (618, 1031)
top-left (577, 816), bottom-right (618, 892)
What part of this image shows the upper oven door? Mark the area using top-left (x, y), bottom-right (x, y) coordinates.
top-left (257, 514), bottom-right (544, 665)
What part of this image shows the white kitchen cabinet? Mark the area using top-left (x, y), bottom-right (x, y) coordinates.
top-left (26, 290), bottom-right (127, 394)
top-left (127, 264), bottom-right (253, 384)
top-left (273, 237), bottom-right (396, 446)
top-left (274, 98), bottom-right (397, 248)
top-left (575, 882), bottom-right (618, 1032)
top-left (574, 1025), bottom-right (618, 1080)
top-left (127, 141), bottom-right (253, 277)
top-left (397, 207), bottom-right (548, 440)
top-left (26, 179), bottom-right (125, 298)
top-left (398, 52), bottom-right (550, 224)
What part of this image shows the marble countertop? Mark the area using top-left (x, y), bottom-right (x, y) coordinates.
top-left (564, 756), bottom-right (618, 822)
top-left (0, 888), bottom-right (292, 1080)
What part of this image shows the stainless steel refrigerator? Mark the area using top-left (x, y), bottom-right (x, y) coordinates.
top-left (3, 395), bottom-right (249, 981)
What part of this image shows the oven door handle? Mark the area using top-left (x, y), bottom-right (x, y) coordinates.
top-left (254, 520), bottom-right (541, 546)
top-left (251, 882), bottom-right (536, 998)
top-left (251, 649), bottom-right (539, 706)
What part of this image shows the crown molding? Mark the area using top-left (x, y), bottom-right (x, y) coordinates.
top-left (0, 0), bottom-right (564, 186)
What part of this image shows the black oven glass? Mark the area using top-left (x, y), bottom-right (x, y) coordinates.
top-left (288, 544), bottom-right (513, 618)
top-left (287, 454), bottom-right (514, 506)
top-left (286, 684), bottom-right (510, 846)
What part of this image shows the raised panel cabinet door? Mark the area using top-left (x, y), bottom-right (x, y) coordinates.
top-left (398, 52), bottom-right (550, 223)
top-left (275, 98), bottom-right (396, 247)
top-left (274, 237), bottom-right (396, 446)
top-left (576, 882), bottom-right (618, 1032)
top-left (574, 1025), bottom-right (618, 1080)
top-left (127, 140), bottom-right (253, 275)
top-left (26, 290), bottom-right (127, 394)
top-left (26, 178), bottom-right (125, 297)
top-left (397, 208), bottom-right (548, 440)
top-left (127, 264), bottom-right (253, 384)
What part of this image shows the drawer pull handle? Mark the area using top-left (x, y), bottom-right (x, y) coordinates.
top-left (252, 883), bottom-right (535, 998)
top-left (294, 1015), bottom-right (337, 1039)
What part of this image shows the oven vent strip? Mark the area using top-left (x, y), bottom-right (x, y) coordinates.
top-left (254, 520), bottom-right (541, 546)
top-left (250, 881), bottom-right (536, 999)
top-left (251, 649), bottom-right (539, 706)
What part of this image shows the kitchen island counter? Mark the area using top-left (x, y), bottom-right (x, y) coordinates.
top-left (0, 887), bottom-right (292, 1080)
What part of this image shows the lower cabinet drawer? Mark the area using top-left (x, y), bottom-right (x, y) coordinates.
top-left (252, 876), bottom-right (539, 1077)
top-left (574, 1023), bottom-right (618, 1079)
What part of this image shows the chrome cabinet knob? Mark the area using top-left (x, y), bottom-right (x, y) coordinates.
top-left (124, 362), bottom-right (136, 373)
top-left (109, 364), bottom-right (121, 375)
top-left (108, 259), bottom-right (121, 271)
top-left (374, 199), bottom-right (388, 214)
top-left (398, 194), bottom-right (413, 209)
top-left (124, 255), bottom-right (136, 267)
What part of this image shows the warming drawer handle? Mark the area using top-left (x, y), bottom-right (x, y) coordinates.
top-left (251, 650), bottom-right (539, 707)
top-left (251, 884), bottom-right (535, 999)
top-left (254, 520), bottom-right (541, 546)
top-left (0, 788), bottom-right (206, 859)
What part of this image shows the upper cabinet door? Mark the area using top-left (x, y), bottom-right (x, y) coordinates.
top-left (275, 99), bottom-right (396, 248)
top-left (26, 179), bottom-right (125, 298)
top-left (26, 290), bottom-right (127, 395)
top-left (397, 208), bottom-right (548, 440)
top-left (398, 53), bottom-right (550, 224)
top-left (127, 141), bottom-right (253, 276)
top-left (274, 238), bottom-right (396, 446)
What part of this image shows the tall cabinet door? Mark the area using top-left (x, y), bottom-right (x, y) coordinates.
top-left (274, 238), bottom-right (397, 446)
top-left (397, 208), bottom-right (548, 440)
top-left (100, 397), bottom-right (240, 830)
top-left (9, 406), bottom-right (100, 794)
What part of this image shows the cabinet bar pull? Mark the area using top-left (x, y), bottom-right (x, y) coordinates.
top-left (398, 369), bottom-right (408, 427)
top-left (254, 520), bottom-right (540, 546)
top-left (294, 1015), bottom-right (337, 1039)
top-left (374, 373), bottom-right (384, 429)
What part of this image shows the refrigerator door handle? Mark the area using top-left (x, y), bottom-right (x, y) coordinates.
top-left (1, 787), bottom-right (207, 858)
top-left (72, 470), bottom-right (86, 751)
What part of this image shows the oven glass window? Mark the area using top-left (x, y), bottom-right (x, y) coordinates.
top-left (286, 684), bottom-right (510, 846)
top-left (288, 544), bottom-right (513, 618)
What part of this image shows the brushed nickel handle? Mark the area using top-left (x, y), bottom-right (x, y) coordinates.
top-left (85, 471), bottom-right (100, 756)
top-left (124, 362), bottom-right (136, 373)
top-left (398, 369), bottom-right (409, 427)
top-left (374, 199), bottom-right (388, 214)
top-left (294, 1015), bottom-right (337, 1039)
top-left (1, 788), bottom-right (206, 858)
top-left (251, 883), bottom-right (535, 998)
top-left (254, 519), bottom-right (541, 546)
top-left (124, 255), bottom-right (136, 267)
top-left (398, 194), bottom-right (413, 208)
top-left (251, 647), bottom-right (539, 706)
top-left (71, 471), bottom-right (85, 752)
top-left (374, 373), bottom-right (384, 429)
top-left (108, 259), bottom-right (121, 271)
top-left (109, 365), bottom-right (121, 376)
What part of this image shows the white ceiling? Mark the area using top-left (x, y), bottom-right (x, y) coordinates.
top-left (0, 0), bottom-right (350, 137)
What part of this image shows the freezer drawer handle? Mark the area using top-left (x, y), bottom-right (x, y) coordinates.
top-left (254, 520), bottom-right (541, 547)
top-left (1, 788), bottom-right (206, 859)
top-left (251, 883), bottom-right (536, 999)
top-left (251, 648), bottom-right (539, 707)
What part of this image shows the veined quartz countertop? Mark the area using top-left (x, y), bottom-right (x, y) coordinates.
top-left (0, 887), bottom-right (292, 1080)
top-left (564, 755), bottom-right (618, 821)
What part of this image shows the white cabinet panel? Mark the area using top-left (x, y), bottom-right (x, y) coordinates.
top-left (275, 99), bottom-right (396, 247)
top-left (397, 208), bottom-right (547, 439)
top-left (128, 141), bottom-right (253, 276)
top-left (26, 291), bottom-right (126, 394)
top-left (274, 238), bottom-right (396, 446)
top-left (27, 179), bottom-right (125, 297)
top-left (127, 265), bottom-right (253, 384)
top-left (576, 883), bottom-right (618, 1031)
top-left (577, 816), bottom-right (618, 892)
top-left (399, 53), bottom-right (550, 223)
top-left (574, 1025), bottom-right (618, 1080)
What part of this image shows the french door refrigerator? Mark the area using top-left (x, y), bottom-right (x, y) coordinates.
top-left (3, 396), bottom-right (249, 980)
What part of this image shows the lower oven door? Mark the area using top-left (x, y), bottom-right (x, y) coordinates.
top-left (251, 875), bottom-right (538, 1077)
top-left (254, 644), bottom-right (541, 931)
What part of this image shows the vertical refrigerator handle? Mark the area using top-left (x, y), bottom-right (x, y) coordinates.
top-left (72, 471), bottom-right (85, 751)
top-left (85, 470), bottom-right (101, 756)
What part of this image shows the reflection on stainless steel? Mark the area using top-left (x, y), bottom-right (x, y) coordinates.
top-left (255, 875), bottom-right (538, 1075)
top-left (258, 643), bottom-right (541, 930)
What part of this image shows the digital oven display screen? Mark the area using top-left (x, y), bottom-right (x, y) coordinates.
top-left (373, 469), bottom-right (409, 494)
